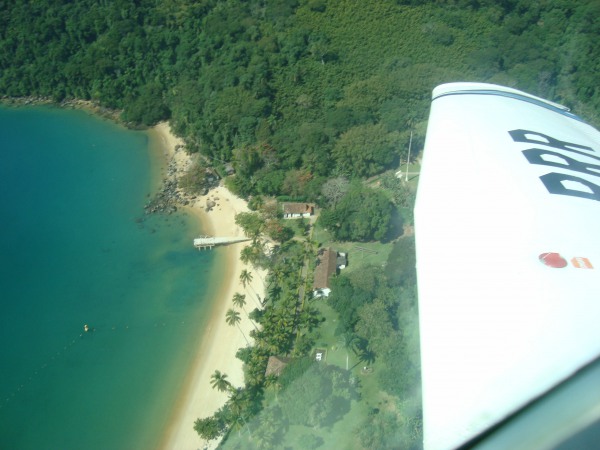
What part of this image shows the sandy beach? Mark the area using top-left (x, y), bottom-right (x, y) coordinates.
top-left (150, 123), bottom-right (265, 450)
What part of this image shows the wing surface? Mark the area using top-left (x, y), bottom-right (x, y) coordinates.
top-left (415, 82), bottom-right (600, 450)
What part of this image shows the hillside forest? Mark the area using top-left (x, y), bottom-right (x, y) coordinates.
top-left (2, 0), bottom-right (599, 211)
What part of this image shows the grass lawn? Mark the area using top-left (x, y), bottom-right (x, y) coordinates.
top-left (311, 224), bottom-right (333, 249)
top-left (286, 217), bottom-right (311, 238)
top-left (313, 224), bottom-right (394, 273)
top-left (336, 240), bottom-right (393, 275)
top-left (312, 300), bottom-right (396, 410)
top-left (312, 300), bottom-right (356, 370)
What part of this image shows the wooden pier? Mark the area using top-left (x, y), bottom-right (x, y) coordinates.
top-left (193, 235), bottom-right (250, 250)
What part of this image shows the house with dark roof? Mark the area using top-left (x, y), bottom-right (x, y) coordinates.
top-left (313, 247), bottom-right (344, 298)
top-left (281, 202), bottom-right (314, 219)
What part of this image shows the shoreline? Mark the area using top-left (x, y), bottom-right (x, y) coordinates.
top-left (150, 122), bottom-right (264, 450)
top-left (1, 96), bottom-right (128, 125)
top-left (1, 101), bottom-right (263, 448)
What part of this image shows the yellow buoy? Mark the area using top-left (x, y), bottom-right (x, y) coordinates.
top-left (84, 324), bottom-right (89, 333)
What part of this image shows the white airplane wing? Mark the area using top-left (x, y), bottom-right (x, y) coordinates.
top-left (415, 82), bottom-right (600, 450)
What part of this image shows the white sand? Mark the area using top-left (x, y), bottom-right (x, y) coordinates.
top-left (151, 123), bottom-right (265, 450)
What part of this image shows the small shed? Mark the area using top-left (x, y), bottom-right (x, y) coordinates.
top-left (224, 163), bottom-right (235, 175)
top-left (265, 356), bottom-right (290, 377)
top-left (337, 252), bottom-right (348, 269)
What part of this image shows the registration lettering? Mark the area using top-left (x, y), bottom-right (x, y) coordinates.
top-left (509, 129), bottom-right (600, 202)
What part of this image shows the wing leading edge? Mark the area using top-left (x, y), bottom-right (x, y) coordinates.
top-left (415, 82), bottom-right (600, 450)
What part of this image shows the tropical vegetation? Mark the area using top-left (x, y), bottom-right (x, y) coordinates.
top-left (2, 1), bottom-right (599, 191)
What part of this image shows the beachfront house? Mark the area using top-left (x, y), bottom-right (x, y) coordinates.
top-left (281, 202), bottom-right (314, 219)
top-left (313, 248), bottom-right (348, 298)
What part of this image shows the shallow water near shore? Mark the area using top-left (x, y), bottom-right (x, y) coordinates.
top-left (0, 106), bottom-right (215, 449)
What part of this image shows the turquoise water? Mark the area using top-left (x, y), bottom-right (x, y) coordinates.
top-left (0, 106), bottom-right (216, 449)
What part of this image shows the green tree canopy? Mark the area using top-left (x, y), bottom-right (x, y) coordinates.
top-left (279, 364), bottom-right (355, 428)
top-left (319, 182), bottom-right (393, 242)
top-left (332, 123), bottom-right (401, 177)
top-left (193, 416), bottom-right (226, 441)
top-left (121, 81), bottom-right (170, 126)
top-left (179, 159), bottom-right (212, 195)
top-left (235, 212), bottom-right (265, 239)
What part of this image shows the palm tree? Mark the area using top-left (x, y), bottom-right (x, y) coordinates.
top-left (226, 308), bottom-right (250, 346)
top-left (228, 388), bottom-right (253, 439)
top-left (233, 292), bottom-right (258, 331)
top-left (268, 264), bottom-right (286, 286)
top-left (358, 346), bottom-right (376, 366)
top-left (240, 269), bottom-right (262, 308)
top-left (240, 269), bottom-right (253, 289)
top-left (253, 425), bottom-right (275, 449)
top-left (249, 240), bottom-right (268, 285)
top-left (298, 306), bottom-right (321, 333)
top-left (232, 292), bottom-right (247, 310)
top-left (264, 374), bottom-right (281, 392)
top-left (240, 246), bottom-right (255, 266)
top-left (210, 370), bottom-right (233, 393)
top-left (267, 284), bottom-right (282, 303)
top-left (303, 238), bottom-right (317, 259)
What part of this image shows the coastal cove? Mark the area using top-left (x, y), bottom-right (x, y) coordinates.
top-left (0, 106), bottom-right (255, 450)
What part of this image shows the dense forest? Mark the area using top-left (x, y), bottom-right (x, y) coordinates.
top-left (2, 0), bottom-right (599, 208)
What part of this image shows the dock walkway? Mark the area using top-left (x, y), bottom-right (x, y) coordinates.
top-left (193, 236), bottom-right (250, 250)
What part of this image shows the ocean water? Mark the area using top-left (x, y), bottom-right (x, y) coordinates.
top-left (0, 106), bottom-right (217, 449)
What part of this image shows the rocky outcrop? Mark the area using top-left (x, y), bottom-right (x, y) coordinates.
top-left (144, 148), bottom-right (198, 215)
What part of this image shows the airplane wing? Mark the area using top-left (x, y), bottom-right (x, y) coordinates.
top-left (414, 82), bottom-right (600, 450)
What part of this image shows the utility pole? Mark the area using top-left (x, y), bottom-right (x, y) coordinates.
top-left (405, 130), bottom-right (412, 183)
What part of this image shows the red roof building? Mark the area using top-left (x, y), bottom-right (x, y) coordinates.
top-left (313, 248), bottom-right (338, 297)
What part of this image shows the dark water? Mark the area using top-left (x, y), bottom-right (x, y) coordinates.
top-left (0, 106), bottom-right (216, 449)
